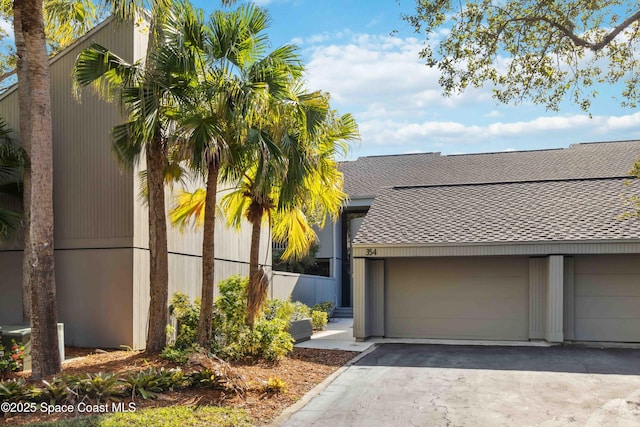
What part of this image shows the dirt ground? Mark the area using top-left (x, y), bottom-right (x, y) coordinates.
top-left (1, 346), bottom-right (358, 426)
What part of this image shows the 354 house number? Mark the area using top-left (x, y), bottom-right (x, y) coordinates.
top-left (365, 248), bottom-right (377, 256)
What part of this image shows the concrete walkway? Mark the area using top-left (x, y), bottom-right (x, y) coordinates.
top-left (295, 318), bottom-right (373, 352)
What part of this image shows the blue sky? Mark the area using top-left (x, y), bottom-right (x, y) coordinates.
top-left (193, 0), bottom-right (640, 160)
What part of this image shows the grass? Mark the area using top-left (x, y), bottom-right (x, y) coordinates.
top-left (21, 406), bottom-right (253, 427)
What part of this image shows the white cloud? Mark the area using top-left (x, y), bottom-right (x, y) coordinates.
top-left (485, 110), bottom-right (503, 118)
top-left (304, 33), bottom-right (492, 115)
top-left (352, 111), bottom-right (640, 156)
top-left (298, 30), bottom-right (640, 159)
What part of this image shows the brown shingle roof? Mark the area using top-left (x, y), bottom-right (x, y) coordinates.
top-left (352, 178), bottom-right (640, 245)
top-left (341, 140), bottom-right (640, 198)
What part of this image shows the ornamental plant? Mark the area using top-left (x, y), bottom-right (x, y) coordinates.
top-left (0, 340), bottom-right (25, 373)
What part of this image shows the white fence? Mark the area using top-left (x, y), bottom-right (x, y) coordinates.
top-left (270, 271), bottom-right (337, 307)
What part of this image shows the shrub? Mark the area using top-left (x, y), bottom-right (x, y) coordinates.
top-left (312, 301), bottom-right (335, 316)
top-left (311, 310), bottom-right (328, 330)
top-left (160, 345), bottom-right (202, 365)
top-left (291, 301), bottom-right (312, 320)
top-left (169, 293), bottom-right (200, 350)
top-left (0, 340), bottom-right (25, 373)
top-left (263, 377), bottom-right (287, 394)
top-left (167, 276), bottom-right (295, 362)
top-left (263, 299), bottom-right (294, 322)
top-left (214, 277), bottom-right (294, 361)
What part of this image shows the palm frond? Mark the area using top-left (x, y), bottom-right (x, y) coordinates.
top-left (0, 208), bottom-right (21, 240)
top-left (73, 43), bottom-right (142, 101)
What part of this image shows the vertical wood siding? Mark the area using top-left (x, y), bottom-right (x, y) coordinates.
top-left (48, 19), bottom-right (136, 246)
top-left (368, 259), bottom-right (385, 337)
top-left (545, 255), bottom-right (564, 342)
top-left (563, 257), bottom-right (575, 340)
top-left (352, 257), bottom-right (367, 339)
top-left (528, 257), bottom-right (547, 339)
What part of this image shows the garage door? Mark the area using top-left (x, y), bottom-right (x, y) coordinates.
top-left (574, 255), bottom-right (640, 342)
top-left (386, 257), bottom-right (529, 340)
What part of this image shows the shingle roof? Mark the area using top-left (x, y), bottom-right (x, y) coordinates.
top-left (341, 140), bottom-right (640, 198)
top-left (352, 178), bottom-right (640, 245)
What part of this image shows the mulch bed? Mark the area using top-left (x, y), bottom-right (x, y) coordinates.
top-left (1, 346), bottom-right (358, 426)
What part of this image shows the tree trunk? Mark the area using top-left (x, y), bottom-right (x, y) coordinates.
top-left (13, 2), bottom-right (32, 323)
top-left (196, 161), bottom-right (220, 349)
top-left (15, 0), bottom-right (61, 379)
top-left (246, 213), bottom-right (268, 328)
top-left (145, 138), bottom-right (169, 352)
top-left (249, 216), bottom-right (261, 278)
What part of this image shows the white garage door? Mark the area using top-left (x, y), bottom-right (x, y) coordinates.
top-left (386, 257), bottom-right (529, 340)
top-left (574, 255), bottom-right (640, 342)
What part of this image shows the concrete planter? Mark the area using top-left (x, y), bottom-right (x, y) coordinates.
top-left (288, 318), bottom-right (313, 343)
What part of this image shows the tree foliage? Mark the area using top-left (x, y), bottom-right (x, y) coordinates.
top-left (405, 1), bottom-right (640, 111)
top-left (0, 0), bottom-right (102, 88)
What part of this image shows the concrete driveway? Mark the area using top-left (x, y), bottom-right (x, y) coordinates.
top-left (280, 344), bottom-right (640, 426)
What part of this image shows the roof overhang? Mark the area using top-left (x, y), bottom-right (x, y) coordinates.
top-left (353, 239), bottom-right (640, 258)
top-left (345, 196), bottom-right (374, 209)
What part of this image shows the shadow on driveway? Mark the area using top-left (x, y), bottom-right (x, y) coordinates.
top-left (356, 343), bottom-right (640, 375)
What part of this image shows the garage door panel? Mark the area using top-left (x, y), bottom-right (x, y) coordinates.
top-left (575, 276), bottom-right (640, 297)
top-left (575, 319), bottom-right (640, 342)
top-left (574, 255), bottom-right (640, 342)
top-left (386, 317), bottom-right (525, 340)
top-left (575, 255), bottom-right (640, 275)
top-left (388, 296), bottom-right (525, 320)
top-left (397, 278), bottom-right (526, 299)
top-left (576, 297), bottom-right (640, 319)
top-left (386, 257), bottom-right (528, 340)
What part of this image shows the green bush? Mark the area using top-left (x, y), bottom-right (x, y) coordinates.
top-left (263, 299), bottom-right (294, 322)
top-left (160, 344), bottom-right (203, 365)
top-left (212, 277), bottom-right (293, 361)
top-left (311, 310), bottom-right (328, 330)
top-left (291, 301), bottom-right (312, 320)
top-left (169, 293), bottom-right (200, 350)
top-left (167, 276), bottom-right (294, 362)
top-left (312, 301), bottom-right (335, 316)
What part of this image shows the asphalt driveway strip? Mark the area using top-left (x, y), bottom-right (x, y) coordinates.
top-left (280, 344), bottom-right (640, 426)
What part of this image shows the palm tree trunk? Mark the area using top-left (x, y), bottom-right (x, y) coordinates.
top-left (249, 216), bottom-right (261, 278)
top-left (145, 138), bottom-right (169, 352)
top-left (15, 0), bottom-right (61, 379)
top-left (196, 161), bottom-right (220, 349)
top-left (246, 212), bottom-right (268, 328)
top-left (13, 3), bottom-right (32, 323)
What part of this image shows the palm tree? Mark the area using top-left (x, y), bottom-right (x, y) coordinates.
top-left (12, 0), bottom-right (61, 379)
top-left (174, 82), bottom-right (359, 328)
top-left (169, 4), bottom-right (304, 347)
top-left (223, 86), bottom-right (359, 327)
top-left (73, 1), bottom-right (204, 352)
top-left (0, 119), bottom-right (24, 240)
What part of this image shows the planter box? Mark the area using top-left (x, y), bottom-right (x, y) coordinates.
top-left (288, 318), bottom-right (313, 343)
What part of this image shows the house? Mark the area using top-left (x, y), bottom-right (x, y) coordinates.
top-left (0, 17), bottom-right (271, 349)
top-left (331, 141), bottom-right (640, 343)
